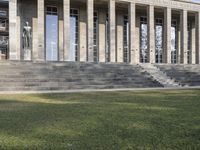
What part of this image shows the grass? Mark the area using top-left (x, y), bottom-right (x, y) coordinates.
top-left (0, 89), bottom-right (200, 150)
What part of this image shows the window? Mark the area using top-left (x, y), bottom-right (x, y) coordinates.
top-left (93, 12), bottom-right (99, 62)
top-left (105, 13), bottom-right (110, 62)
top-left (46, 6), bottom-right (58, 61)
top-left (187, 22), bottom-right (191, 64)
top-left (140, 16), bottom-right (148, 63)
top-left (46, 6), bottom-right (58, 15)
top-left (123, 15), bottom-right (129, 63)
top-left (70, 8), bottom-right (79, 61)
top-left (155, 18), bottom-right (163, 63)
top-left (0, 10), bottom-right (7, 17)
top-left (0, 36), bottom-right (8, 45)
top-left (0, 36), bottom-right (9, 59)
top-left (171, 20), bottom-right (177, 64)
top-left (0, 19), bottom-right (8, 31)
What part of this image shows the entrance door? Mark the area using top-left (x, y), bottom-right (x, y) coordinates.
top-left (46, 6), bottom-right (58, 61)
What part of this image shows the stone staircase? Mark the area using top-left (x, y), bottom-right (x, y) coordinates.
top-left (0, 61), bottom-right (162, 91)
top-left (139, 63), bottom-right (182, 87)
top-left (155, 64), bottom-right (200, 87)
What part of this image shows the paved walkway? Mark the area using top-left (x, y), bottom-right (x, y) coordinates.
top-left (0, 86), bottom-right (199, 94)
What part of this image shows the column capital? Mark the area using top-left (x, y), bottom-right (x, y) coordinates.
top-left (167, 7), bottom-right (171, 10)
top-left (129, 1), bottom-right (136, 4)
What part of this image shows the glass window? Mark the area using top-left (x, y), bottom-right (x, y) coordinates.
top-left (187, 22), bottom-right (191, 64)
top-left (0, 36), bottom-right (9, 59)
top-left (123, 15), bottom-right (129, 63)
top-left (0, 36), bottom-right (8, 45)
top-left (46, 6), bottom-right (58, 61)
top-left (70, 8), bottom-right (79, 61)
top-left (0, 10), bottom-right (7, 17)
top-left (140, 16), bottom-right (148, 63)
top-left (171, 20), bottom-right (177, 64)
top-left (93, 12), bottom-right (99, 62)
top-left (105, 13), bottom-right (110, 62)
top-left (155, 18), bottom-right (163, 63)
top-left (0, 19), bottom-right (8, 31)
top-left (46, 6), bottom-right (58, 15)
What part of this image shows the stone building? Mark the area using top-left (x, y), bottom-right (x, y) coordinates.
top-left (1, 0), bottom-right (200, 64)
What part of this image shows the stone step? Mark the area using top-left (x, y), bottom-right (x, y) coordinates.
top-left (155, 64), bottom-right (200, 86)
top-left (0, 78), bottom-right (154, 85)
top-left (0, 84), bottom-right (150, 92)
top-left (140, 64), bottom-right (182, 87)
top-left (0, 61), bottom-right (163, 91)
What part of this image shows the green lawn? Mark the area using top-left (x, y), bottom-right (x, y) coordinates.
top-left (0, 90), bottom-right (200, 150)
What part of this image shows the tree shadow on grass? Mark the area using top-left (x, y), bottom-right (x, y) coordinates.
top-left (0, 90), bottom-right (200, 149)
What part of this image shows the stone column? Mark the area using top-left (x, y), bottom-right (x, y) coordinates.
top-left (116, 12), bottom-right (123, 63)
top-left (9, 0), bottom-right (19, 60)
top-left (79, 8), bottom-right (87, 62)
top-left (196, 11), bottom-right (200, 64)
top-left (148, 5), bottom-right (155, 63)
top-left (59, 20), bottom-right (64, 61)
top-left (180, 10), bottom-right (188, 64)
top-left (191, 21), bottom-right (196, 64)
top-left (164, 7), bottom-right (171, 64)
top-left (99, 10), bottom-right (106, 62)
top-left (129, 2), bottom-right (137, 64)
top-left (109, 0), bottom-right (116, 62)
top-left (63, 0), bottom-right (70, 61)
top-left (87, 0), bottom-right (94, 62)
top-left (37, 0), bottom-right (45, 61)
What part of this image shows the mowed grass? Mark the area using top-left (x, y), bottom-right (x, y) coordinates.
top-left (0, 90), bottom-right (200, 150)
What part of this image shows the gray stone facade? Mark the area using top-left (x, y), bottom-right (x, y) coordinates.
top-left (0, 0), bottom-right (200, 64)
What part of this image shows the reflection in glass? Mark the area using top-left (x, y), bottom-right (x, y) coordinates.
top-left (0, 10), bottom-right (7, 17)
top-left (140, 17), bottom-right (148, 63)
top-left (171, 20), bottom-right (177, 64)
top-left (155, 18), bottom-right (163, 63)
top-left (0, 36), bottom-right (8, 59)
top-left (0, 36), bottom-right (8, 45)
top-left (46, 14), bottom-right (58, 61)
top-left (0, 19), bottom-right (8, 31)
top-left (70, 9), bottom-right (79, 61)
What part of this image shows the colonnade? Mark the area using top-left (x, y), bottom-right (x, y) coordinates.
top-left (9, 0), bottom-right (200, 64)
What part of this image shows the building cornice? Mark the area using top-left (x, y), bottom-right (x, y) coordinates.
top-left (173, 0), bottom-right (200, 5)
top-left (117, 0), bottom-right (200, 12)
